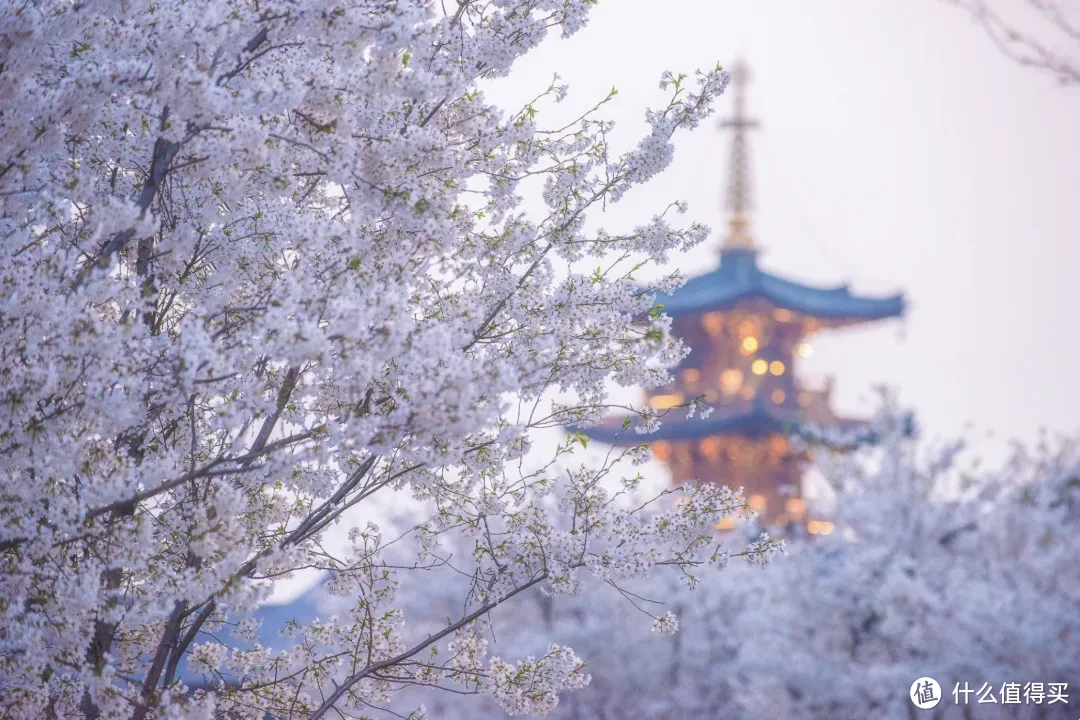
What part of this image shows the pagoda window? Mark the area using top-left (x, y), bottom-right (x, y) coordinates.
top-left (773, 308), bottom-right (794, 323)
top-left (702, 312), bottom-right (725, 337)
top-left (699, 437), bottom-right (722, 461)
top-left (737, 317), bottom-right (761, 338)
top-left (650, 393), bottom-right (683, 410)
top-left (720, 368), bottom-right (743, 396)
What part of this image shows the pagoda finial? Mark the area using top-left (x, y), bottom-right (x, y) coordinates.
top-left (719, 58), bottom-right (760, 252)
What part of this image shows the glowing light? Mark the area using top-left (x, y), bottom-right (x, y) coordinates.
top-left (786, 498), bottom-right (806, 517)
top-left (798, 342), bottom-right (814, 358)
top-left (740, 336), bottom-right (758, 355)
top-left (700, 437), bottom-right (721, 460)
top-left (751, 359), bottom-right (768, 375)
top-left (798, 392), bottom-right (812, 407)
top-left (771, 389), bottom-right (786, 404)
top-left (773, 308), bottom-right (794, 322)
top-left (720, 368), bottom-right (743, 395)
top-left (652, 441), bottom-right (671, 461)
top-left (650, 393), bottom-right (683, 409)
top-left (740, 385), bottom-right (755, 399)
top-left (681, 368), bottom-right (700, 384)
top-left (716, 517), bottom-right (737, 531)
top-left (807, 520), bottom-right (836, 536)
top-left (748, 494), bottom-right (767, 512)
top-left (703, 312), bottom-right (725, 337)
top-left (737, 319), bottom-right (759, 337)
top-left (769, 360), bottom-right (785, 376)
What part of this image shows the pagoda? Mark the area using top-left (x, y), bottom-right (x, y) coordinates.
top-left (577, 60), bottom-right (905, 529)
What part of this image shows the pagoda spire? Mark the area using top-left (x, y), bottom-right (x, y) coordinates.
top-left (719, 58), bottom-right (760, 252)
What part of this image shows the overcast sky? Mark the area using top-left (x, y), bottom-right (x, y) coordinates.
top-left (484, 0), bottom-right (1080, 467)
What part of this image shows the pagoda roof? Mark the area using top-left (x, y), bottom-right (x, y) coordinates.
top-left (657, 248), bottom-right (905, 322)
top-left (572, 398), bottom-right (874, 446)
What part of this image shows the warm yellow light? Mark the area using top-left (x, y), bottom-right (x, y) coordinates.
top-left (720, 368), bottom-right (743, 395)
top-left (740, 385), bottom-right (755, 399)
top-left (650, 393), bottom-right (683, 410)
top-left (740, 336), bottom-right (758, 355)
top-left (681, 368), bottom-right (700, 384)
top-left (807, 520), bottom-right (836, 536)
top-left (797, 342), bottom-right (814, 358)
top-left (748, 494), bottom-right (767, 512)
top-left (652, 441), bottom-right (671, 461)
top-left (769, 360), bottom-right (785, 376)
top-left (751, 359), bottom-right (768, 375)
top-left (771, 389), bottom-right (786, 404)
top-left (700, 437), bottom-right (721, 460)
top-left (716, 517), bottom-right (737, 531)
top-left (786, 498), bottom-right (806, 517)
top-left (737, 319), bottom-right (759, 337)
top-left (702, 312), bottom-right (725, 337)
top-left (773, 308), bottom-right (794, 322)
top-left (769, 435), bottom-right (788, 455)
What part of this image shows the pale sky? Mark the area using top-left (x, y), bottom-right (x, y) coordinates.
top-left (484, 0), bottom-right (1080, 466)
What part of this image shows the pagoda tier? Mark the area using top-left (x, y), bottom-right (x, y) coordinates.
top-left (657, 247), bottom-right (904, 326)
top-left (569, 59), bottom-right (905, 529)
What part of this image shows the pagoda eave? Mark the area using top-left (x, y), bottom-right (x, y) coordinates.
top-left (653, 250), bottom-right (905, 325)
top-left (570, 403), bottom-right (873, 446)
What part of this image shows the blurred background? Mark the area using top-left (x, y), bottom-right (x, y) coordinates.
top-left (484, 0), bottom-right (1080, 469)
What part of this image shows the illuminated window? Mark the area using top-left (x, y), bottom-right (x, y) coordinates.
top-left (720, 368), bottom-right (743, 395)
top-left (740, 336), bottom-right (758, 355)
top-left (650, 393), bottom-right (683, 409)
top-left (769, 360), bottom-right (785, 376)
top-left (769, 435), bottom-right (788, 455)
top-left (773, 308), bottom-right (794, 322)
top-left (700, 437), bottom-right (721, 460)
top-left (771, 389), bottom-right (786, 404)
top-left (786, 498), bottom-right (806, 517)
top-left (681, 368), bottom-right (700, 384)
top-left (737, 319), bottom-right (759, 337)
top-left (751, 359), bottom-right (768, 375)
top-left (702, 312), bottom-right (725, 337)
top-left (797, 342), bottom-right (813, 358)
top-left (652, 441), bottom-right (671, 461)
top-left (716, 517), bottom-right (737, 531)
top-left (807, 520), bottom-right (836, 536)
top-left (748, 494), bottom-right (767, 512)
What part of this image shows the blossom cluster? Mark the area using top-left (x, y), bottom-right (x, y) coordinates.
top-left (0, 1), bottom-right (753, 718)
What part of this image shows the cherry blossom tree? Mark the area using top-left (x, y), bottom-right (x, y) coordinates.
top-left (416, 408), bottom-right (1080, 719)
top-left (0, 2), bottom-right (786, 718)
